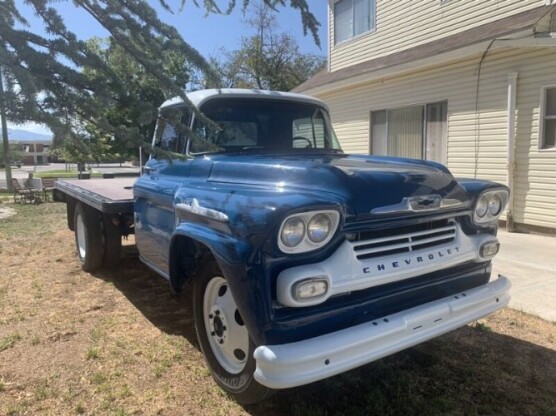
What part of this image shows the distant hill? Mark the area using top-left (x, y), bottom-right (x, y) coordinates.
top-left (6, 128), bottom-right (53, 141)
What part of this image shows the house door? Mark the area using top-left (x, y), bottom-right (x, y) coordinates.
top-left (425, 102), bottom-right (447, 163)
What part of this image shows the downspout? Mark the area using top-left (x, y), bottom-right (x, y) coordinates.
top-left (327, 1), bottom-right (331, 73)
top-left (506, 72), bottom-right (518, 232)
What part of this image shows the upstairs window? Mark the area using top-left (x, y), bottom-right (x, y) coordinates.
top-left (540, 86), bottom-right (556, 149)
top-left (334, 0), bottom-right (376, 44)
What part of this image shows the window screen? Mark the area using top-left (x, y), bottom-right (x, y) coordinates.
top-left (334, 0), bottom-right (376, 44)
top-left (542, 87), bottom-right (556, 149)
top-left (334, 0), bottom-right (352, 44)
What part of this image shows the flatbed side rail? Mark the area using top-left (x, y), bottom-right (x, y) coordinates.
top-left (54, 179), bottom-right (135, 214)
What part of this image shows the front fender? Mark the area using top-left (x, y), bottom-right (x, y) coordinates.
top-left (170, 223), bottom-right (273, 344)
top-left (171, 222), bottom-right (251, 266)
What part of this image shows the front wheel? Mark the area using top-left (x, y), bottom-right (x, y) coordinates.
top-left (193, 259), bottom-right (272, 404)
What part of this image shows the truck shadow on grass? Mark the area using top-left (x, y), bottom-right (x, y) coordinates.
top-left (91, 246), bottom-right (199, 347)
top-left (91, 248), bottom-right (556, 416)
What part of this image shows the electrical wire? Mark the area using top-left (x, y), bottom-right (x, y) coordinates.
top-left (473, 39), bottom-right (496, 178)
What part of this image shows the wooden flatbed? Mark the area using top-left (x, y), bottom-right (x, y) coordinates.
top-left (55, 178), bottom-right (135, 214)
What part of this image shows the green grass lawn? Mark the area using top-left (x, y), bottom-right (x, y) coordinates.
top-left (34, 170), bottom-right (102, 178)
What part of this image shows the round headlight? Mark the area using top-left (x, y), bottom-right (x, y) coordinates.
top-left (307, 214), bottom-right (332, 243)
top-left (475, 195), bottom-right (488, 218)
top-left (281, 217), bottom-right (305, 247)
top-left (488, 194), bottom-right (502, 216)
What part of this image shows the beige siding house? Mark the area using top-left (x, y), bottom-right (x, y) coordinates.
top-left (295, 0), bottom-right (556, 232)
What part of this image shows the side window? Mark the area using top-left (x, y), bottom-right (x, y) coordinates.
top-left (161, 121), bottom-right (179, 152)
top-left (153, 107), bottom-right (190, 155)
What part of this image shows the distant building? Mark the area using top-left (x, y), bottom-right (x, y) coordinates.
top-left (16, 141), bottom-right (51, 165)
top-left (295, 1), bottom-right (556, 233)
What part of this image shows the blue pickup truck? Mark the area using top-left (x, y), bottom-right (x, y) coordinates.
top-left (55, 88), bottom-right (511, 404)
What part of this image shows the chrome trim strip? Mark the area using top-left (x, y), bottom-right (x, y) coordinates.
top-left (175, 198), bottom-right (229, 223)
top-left (371, 196), bottom-right (467, 214)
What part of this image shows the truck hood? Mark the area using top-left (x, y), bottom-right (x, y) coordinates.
top-left (207, 154), bottom-right (468, 216)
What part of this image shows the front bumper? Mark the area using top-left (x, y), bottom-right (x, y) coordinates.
top-left (254, 275), bottom-right (510, 389)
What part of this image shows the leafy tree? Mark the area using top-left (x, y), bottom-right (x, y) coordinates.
top-left (0, 142), bottom-right (23, 165)
top-left (0, 0), bottom-right (320, 185)
top-left (196, 3), bottom-right (325, 91)
top-left (76, 37), bottom-right (190, 164)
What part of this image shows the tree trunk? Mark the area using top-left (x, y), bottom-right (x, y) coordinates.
top-left (0, 68), bottom-right (13, 193)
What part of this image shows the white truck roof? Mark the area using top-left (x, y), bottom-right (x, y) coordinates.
top-left (160, 88), bottom-right (328, 110)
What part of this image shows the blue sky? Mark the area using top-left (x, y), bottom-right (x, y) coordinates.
top-left (10, 1), bottom-right (328, 135)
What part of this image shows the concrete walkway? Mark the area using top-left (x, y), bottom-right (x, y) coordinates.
top-left (492, 229), bottom-right (556, 322)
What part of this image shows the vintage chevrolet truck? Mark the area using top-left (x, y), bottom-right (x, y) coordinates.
top-left (54, 89), bottom-right (511, 404)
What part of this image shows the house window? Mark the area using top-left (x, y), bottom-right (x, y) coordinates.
top-left (334, 0), bottom-right (376, 44)
top-left (370, 102), bottom-right (447, 162)
top-left (540, 86), bottom-right (556, 149)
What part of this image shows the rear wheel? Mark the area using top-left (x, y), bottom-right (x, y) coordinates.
top-left (193, 259), bottom-right (272, 404)
top-left (74, 203), bottom-right (104, 272)
top-left (102, 214), bottom-right (122, 267)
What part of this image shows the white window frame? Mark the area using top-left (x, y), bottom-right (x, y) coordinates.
top-left (369, 100), bottom-right (448, 163)
top-left (538, 85), bottom-right (556, 151)
top-left (332, 0), bottom-right (376, 46)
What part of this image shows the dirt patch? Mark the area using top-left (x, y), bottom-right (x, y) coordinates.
top-left (0, 204), bottom-right (555, 415)
top-left (0, 206), bottom-right (16, 220)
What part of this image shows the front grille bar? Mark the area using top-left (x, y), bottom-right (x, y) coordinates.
top-left (352, 224), bottom-right (457, 260)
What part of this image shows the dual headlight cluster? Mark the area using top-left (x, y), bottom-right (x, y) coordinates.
top-left (473, 189), bottom-right (509, 225)
top-left (278, 210), bottom-right (340, 254)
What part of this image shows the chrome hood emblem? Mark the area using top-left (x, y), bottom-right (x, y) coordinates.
top-left (408, 195), bottom-right (442, 210)
top-left (371, 194), bottom-right (466, 214)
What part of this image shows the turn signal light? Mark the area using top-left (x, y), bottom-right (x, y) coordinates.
top-left (480, 241), bottom-right (500, 258)
top-left (293, 278), bottom-right (329, 301)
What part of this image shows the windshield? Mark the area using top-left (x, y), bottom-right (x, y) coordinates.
top-left (189, 98), bottom-right (342, 154)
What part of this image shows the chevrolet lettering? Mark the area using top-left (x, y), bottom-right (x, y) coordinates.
top-left (363, 246), bottom-right (461, 274)
top-left (54, 89), bottom-right (512, 404)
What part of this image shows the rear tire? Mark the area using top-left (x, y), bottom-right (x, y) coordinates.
top-left (102, 214), bottom-right (122, 267)
top-left (74, 203), bottom-right (104, 272)
top-left (67, 200), bottom-right (76, 231)
top-left (193, 259), bottom-right (273, 405)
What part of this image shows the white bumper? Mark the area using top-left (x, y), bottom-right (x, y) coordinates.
top-left (254, 275), bottom-right (511, 389)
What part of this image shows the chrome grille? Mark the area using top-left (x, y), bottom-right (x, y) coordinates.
top-left (352, 222), bottom-right (457, 261)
